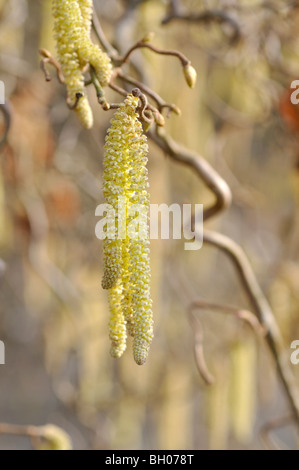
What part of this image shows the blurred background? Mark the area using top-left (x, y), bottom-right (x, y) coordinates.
top-left (0, 0), bottom-right (299, 450)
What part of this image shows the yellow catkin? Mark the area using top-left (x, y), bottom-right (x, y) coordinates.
top-left (121, 240), bottom-right (135, 336)
top-left (102, 94), bottom-right (153, 364)
top-left (52, 0), bottom-right (93, 128)
top-left (78, 43), bottom-right (112, 87)
top-left (108, 281), bottom-right (127, 358)
top-left (78, 0), bottom-right (93, 35)
top-left (102, 96), bottom-right (139, 289)
top-left (127, 125), bottom-right (153, 364)
top-left (51, 0), bottom-right (112, 128)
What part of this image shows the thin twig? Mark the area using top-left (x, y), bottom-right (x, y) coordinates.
top-left (149, 126), bottom-right (232, 220)
top-left (89, 66), bottom-right (110, 110)
top-left (188, 313), bottom-right (215, 386)
top-left (190, 300), bottom-right (266, 336)
top-left (92, 9), bottom-right (118, 60)
top-left (188, 300), bottom-right (265, 385)
top-left (0, 423), bottom-right (40, 438)
top-left (162, 8), bottom-right (241, 44)
top-left (39, 49), bottom-right (65, 84)
top-left (203, 229), bottom-right (299, 425)
top-left (150, 127), bottom-right (299, 426)
top-left (117, 41), bottom-right (191, 67)
top-left (115, 68), bottom-right (181, 115)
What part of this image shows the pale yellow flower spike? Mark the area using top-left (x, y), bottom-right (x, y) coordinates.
top-left (78, 43), bottom-right (112, 88)
top-left (52, 0), bottom-right (93, 129)
top-left (102, 94), bottom-right (153, 365)
top-left (52, 0), bottom-right (112, 128)
top-left (121, 241), bottom-right (135, 336)
top-left (126, 111), bottom-right (153, 366)
top-left (102, 95), bottom-right (139, 290)
top-left (78, 0), bottom-right (93, 35)
top-left (108, 281), bottom-right (127, 358)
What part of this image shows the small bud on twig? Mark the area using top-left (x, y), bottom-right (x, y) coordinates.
top-left (183, 63), bottom-right (197, 88)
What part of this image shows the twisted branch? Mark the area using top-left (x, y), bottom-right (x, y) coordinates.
top-left (162, 3), bottom-right (241, 44)
top-left (149, 127), bottom-right (299, 426)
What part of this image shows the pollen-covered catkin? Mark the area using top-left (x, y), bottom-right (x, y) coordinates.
top-left (121, 240), bottom-right (135, 336)
top-left (102, 94), bottom-right (153, 365)
top-left (52, 0), bottom-right (93, 128)
top-left (108, 281), bottom-right (127, 358)
top-left (51, 0), bottom-right (112, 128)
top-left (126, 116), bottom-right (153, 365)
top-left (78, 0), bottom-right (93, 35)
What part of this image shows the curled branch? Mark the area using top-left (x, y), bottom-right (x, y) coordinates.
top-left (149, 127), bottom-right (232, 220)
top-left (150, 126), bottom-right (299, 426)
top-left (162, 7), bottom-right (241, 44)
top-left (115, 68), bottom-right (181, 116)
top-left (188, 300), bottom-right (265, 385)
top-left (203, 229), bottom-right (299, 424)
top-left (39, 49), bottom-right (65, 84)
top-left (117, 39), bottom-right (192, 68)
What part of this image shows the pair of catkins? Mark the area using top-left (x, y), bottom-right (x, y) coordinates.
top-left (52, 0), bottom-right (153, 364)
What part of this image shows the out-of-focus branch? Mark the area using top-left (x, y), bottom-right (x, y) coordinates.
top-left (115, 68), bottom-right (181, 116)
top-left (150, 126), bottom-right (299, 426)
top-left (203, 229), bottom-right (299, 425)
top-left (20, 193), bottom-right (81, 307)
top-left (0, 423), bottom-right (72, 450)
top-left (162, 4), bottom-right (241, 44)
top-left (149, 127), bottom-right (232, 221)
top-left (0, 423), bottom-right (40, 438)
top-left (190, 300), bottom-right (265, 336)
top-left (92, 8), bottom-right (119, 60)
top-left (0, 103), bottom-right (11, 148)
top-left (188, 300), bottom-right (265, 385)
top-left (117, 40), bottom-right (192, 67)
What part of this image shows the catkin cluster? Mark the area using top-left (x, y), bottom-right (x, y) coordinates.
top-left (52, 0), bottom-right (112, 129)
top-left (102, 94), bottom-right (153, 365)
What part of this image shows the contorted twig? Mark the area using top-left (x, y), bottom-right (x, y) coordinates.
top-left (190, 300), bottom-right (266, 336)
top-left (114, 67), bottom-right (181, 116)
top-left (39, 49), bottom-right (65, 84)
top-left (92, 10), bottom-right (119, 61)
top-left (149, 126), bottom-right (232, 220)
top-left (188, 301), bottom-right (265, 386)
top-left (149, 126), bottom-right (299, 426)
top-left (202, 230), bottom-right (299, 424)
top-left (116, 38), bottom-right (191, 68)
top-left (162, 1), bottom-right (241, 44)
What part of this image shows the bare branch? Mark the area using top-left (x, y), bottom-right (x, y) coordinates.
top-left (39, 49), bottom-right (65, 84)
top-left (149, 127), bottom-right (232, 221)
top-left (92, 7), bottom-right (119, 60)
top-left (117, 40), bottom-right (191, 68)
top-left (162, 7), bottom-right (241, 44)
top-left (203, 229), bottom-right (299, 425)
